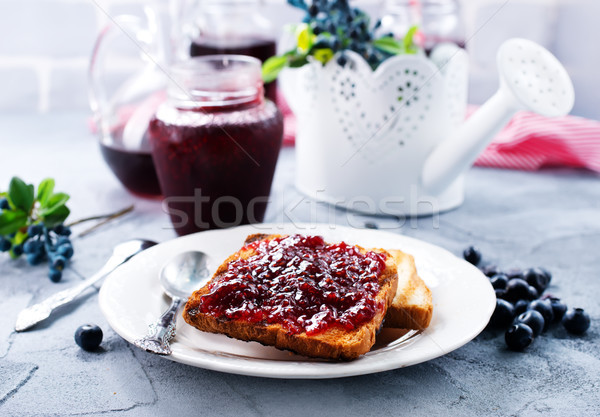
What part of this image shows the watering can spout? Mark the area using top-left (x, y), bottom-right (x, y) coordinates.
top-left (421, 38), bottom-right (575, 196)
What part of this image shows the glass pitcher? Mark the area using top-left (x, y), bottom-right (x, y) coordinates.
top-left (89, 1), bottom-right (174, 198)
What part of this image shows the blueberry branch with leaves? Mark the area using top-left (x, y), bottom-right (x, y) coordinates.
top-left (262, 0), bottom-right (419, 82)
top-left (0, 177), bottom-right (133, 283)
top-left (0, 177), bottom-right (73, 282)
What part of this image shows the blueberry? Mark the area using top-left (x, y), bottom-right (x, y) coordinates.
top-left (26, 252), bottom-right (44, 266)
top-left (23, 239), bottom-right (43, 255)
top-left (505, 323), bottom-right (534, 351)
top-left (12, 244), bottom-right (23, 256)
top-left (56, 236), bottom-right (71, 246)
top-left (23, 240), bottom-right (35, 254)
top-left (481, 264), bottom-right (501, 277)
top-left (463, 246), bottom-right (482, 266)
top-left (529, 299), bottom-right (554, 329)
top-left (527, 285), bottom-right (539, 300)
top-left (490, 274), bottom-right (509, 290)
top-left (539, 267), bottom-right (552, 284)
top-left (312, 35), bottom-right (331, 50)
top-left (59, 226), bottom-right (71, 236)
top-left (51, 255), bottom-right (67, 270)
top-left (0, 237), bottom-right (11, 252)
top-left (562, 308), bottom-right (590, 334)
top-left (48, 268), bottom-right (62, 283)
top-left (513, 299), bottom-right (530, 316)
top-left (504, 278), bottom-right (530, 302)
top-left (75, 324), bottom-right (103, 351)
top-left (330, 36), bottom-right (341, 50)
top-left (547, 297), bottom-right (567, 322)
top-left (308, 3), bottom-right (318, 16)
top-left (57, 244), bottom-right (74, 259)
top-left (27, 224), bottom-right (43, 237)
top-left (524, 267), bottom-right (548, 294)
top-left (0, 198), bottom-right (9, 210)
top-left (490, 299), bottom-right (514, 327)
top-left (53, 224), bottom-right (71, 236)
top-left (336, 54), bottom-right (348, 67)
top-left (495, 289), bottom-right (507, 300)
top-left (515, 310), bottom-right (545, 337)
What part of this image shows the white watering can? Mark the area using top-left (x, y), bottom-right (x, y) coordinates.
top-left (281, 38), bottom-right (574, 216)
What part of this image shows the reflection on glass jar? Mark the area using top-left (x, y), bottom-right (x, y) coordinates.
top-left (149, 56), bottom-right (283, 236)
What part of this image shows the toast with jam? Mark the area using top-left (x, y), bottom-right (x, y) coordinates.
top-left (183, 233), bottom-right (399, 360)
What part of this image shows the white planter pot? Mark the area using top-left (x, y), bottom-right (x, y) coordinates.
top-left (280, 45), bottom-right (469, 216)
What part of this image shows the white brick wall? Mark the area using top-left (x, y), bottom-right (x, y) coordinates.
top-left (0, 0), bottom-right (148, 112)
top-left (0, 0), bottom-right (598, 120)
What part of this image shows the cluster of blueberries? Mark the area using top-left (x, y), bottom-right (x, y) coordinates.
top-left (293, 0), bottom-right (393, 69)
top-left (0, 220), bottom-right (74, 282)
top-left (463, 246), bottom-right (591, 351)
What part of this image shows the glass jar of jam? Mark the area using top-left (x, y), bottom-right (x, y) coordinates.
top-left (148, 56), bottom-right (283, 236)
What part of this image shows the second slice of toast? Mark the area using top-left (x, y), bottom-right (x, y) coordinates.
top-left (384, 249), bottom-right (433, 330)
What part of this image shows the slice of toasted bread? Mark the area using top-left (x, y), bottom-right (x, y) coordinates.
top-left (384, 249), bottom-right (433, 330)
top-left (183, 234), bottom-right (399, 360)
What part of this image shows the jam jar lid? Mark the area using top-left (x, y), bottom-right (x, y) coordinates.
top-left (167, 55), bottom-right (263, 109)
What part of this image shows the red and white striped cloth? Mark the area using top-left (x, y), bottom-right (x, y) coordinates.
top-left (279, 91), bottom-right (600, 173)
top-left (473, 110), bottom-right (600, 173)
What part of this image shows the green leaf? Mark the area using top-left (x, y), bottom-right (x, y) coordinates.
top-left (0, 209), bottom-right (27, 235)
top-left (262, 55), bottom-right (289, 83)
top-left (8, 177), bottom-right (34, 213)
top-left (43, 205), bottom-right (70, 228)
top-left (37, 178), bottom-right (55, 207)
top-left (9, 229), bottom-right (29, 259)
top-left (403, 26), bottom-right (419, 54)
top-left (288, 55), bottom-right (309, 68)
top-left (39, 192), bottom-right (70, 218)
top-left (312, 48), bottom-right (334, 65)
top-left (296, 23), bottom-right (313, 53)
top-left (373, 36), bottom-right (403, 55)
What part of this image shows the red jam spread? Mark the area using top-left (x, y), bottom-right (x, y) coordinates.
top-left (197, 235), bottom-right (388, 335)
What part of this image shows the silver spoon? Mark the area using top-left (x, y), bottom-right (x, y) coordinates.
top-left (15, 239), bottom-right (157, 332)
top-left (133, 251), bottom-right (211, 355)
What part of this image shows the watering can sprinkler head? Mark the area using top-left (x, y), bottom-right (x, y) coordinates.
top-left (421, 38), bottom-right (575, 195)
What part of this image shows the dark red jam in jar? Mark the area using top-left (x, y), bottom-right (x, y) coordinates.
top-left (148, 56), bottom-right (283, 236)
top-left (196, 235), bottom-right (388, 335)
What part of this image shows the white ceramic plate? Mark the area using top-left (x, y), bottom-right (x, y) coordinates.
top-left (99, 223), bottom-right (495, 379)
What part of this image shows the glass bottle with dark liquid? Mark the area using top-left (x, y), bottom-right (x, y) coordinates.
top-left (187, 0), bottom-right (278, 103)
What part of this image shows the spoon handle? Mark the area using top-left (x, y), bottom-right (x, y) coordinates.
top-left (134, 297), bottom-right (183, 355)
top-left (15, 254), bottom-right (129, 332)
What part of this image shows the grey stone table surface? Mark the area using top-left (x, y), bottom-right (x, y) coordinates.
top-left (0, 112), bottom-right (599, 416)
